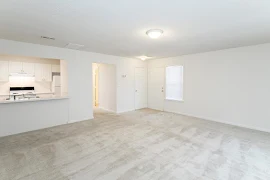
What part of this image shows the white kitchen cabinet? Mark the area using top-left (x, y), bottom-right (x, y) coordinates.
top-left (9, 62), bottom-right (35, 74)
top-left (9, 62), bottom-right (22, 73)
top-left (35, 64), bottom-right (43, 81)
top-left (35, 63), bottom-right (52, 82)
top-left (43, 64), bottom-right (52, 81)
top-left (0, 61), bottom-right (9, 82)
top-left (52, 65), bottom-right (60, 73)
top-left (23, 63), bottom-right (35, 74)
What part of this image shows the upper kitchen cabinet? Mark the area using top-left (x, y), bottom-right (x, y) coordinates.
top-left (9, 62), bottom-right (35, 74)
top-left (0, 61), bottom-right (9, 82)
top-left (43, 64), bottom-right (52, 81)
top-left (23, 63), bottom-right (35, 74)
top-left (9, 62), bottom-right (22, 73)
top-left (52, 65), bottom-right (60, 73)
top-left (35, 63), bottom-right (52, 82)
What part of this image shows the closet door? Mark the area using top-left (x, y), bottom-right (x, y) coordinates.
top-left (135, 67), bottom-right (147, 110)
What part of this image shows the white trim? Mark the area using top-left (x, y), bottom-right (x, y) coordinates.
top-left (117, 108), bottom-right (135, 114)
top-left (165, 98), bottom-right (184, 102)
top-left (163, 109), bottom-right (270, 133)
top-left (68, 116), bottom-right (94, 124)
top-left (99, 106), bottom-right (116, 113)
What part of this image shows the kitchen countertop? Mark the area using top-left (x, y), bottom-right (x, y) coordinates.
top-left (0, 95), bottom-right (69, 104)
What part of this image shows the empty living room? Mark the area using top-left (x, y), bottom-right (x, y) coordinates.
top-left (1, 1), bottom-right (270, 180)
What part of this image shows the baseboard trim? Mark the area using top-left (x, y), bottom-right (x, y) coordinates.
top-left (68, 116), bottom-right (94, 124)
top-left (162, 109), bottom-right (270, 133)
top-left (117, 109), bottom-right (135, 114)
top-left (99, 107), bottom-right (116, 113)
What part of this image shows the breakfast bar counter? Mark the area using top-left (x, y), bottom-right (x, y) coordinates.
top-left (0, 95), bottom-right (69, 104)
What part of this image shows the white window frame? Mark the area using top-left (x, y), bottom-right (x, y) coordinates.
top-left (165, 65), bottom-right (184, 102)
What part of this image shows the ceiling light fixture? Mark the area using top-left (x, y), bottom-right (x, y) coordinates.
top-left (139, 56), bottom-right (152, 61)
top-left (146, 29), bottom-right (163, 39)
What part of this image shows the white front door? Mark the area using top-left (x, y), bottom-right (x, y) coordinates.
top-left (135, 67), bottom-right (147, 109)
top-left (148, 67), bottom-right (164, 111)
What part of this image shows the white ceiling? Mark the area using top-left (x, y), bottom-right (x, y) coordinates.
top-left (1, 0), bottom-right (270, 60)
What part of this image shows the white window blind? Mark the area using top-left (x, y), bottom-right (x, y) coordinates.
top-left (166, 66), bottom-right (183, 101)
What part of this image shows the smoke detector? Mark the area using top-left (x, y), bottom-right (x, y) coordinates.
top-left (41, 36), bottom-right (55, 40)
top-left (65, 43), bottom-right (84, 50)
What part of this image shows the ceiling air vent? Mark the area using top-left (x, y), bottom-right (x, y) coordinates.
top-left (65, 43), bottom-right (84, 50)
top-left (41, 36), bottom-right (55, 40)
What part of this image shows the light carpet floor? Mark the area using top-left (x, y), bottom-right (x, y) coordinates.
top-left (1, 109), bottom-right (270, 180)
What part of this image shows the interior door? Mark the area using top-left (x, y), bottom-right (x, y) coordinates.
top-left (148, 67), bottom-right (165, 111)
top-left (135, 67), bottom-right (147, 109)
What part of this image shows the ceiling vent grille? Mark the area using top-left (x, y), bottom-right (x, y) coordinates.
top-left (41, 36), bottom-right (55, 40)
top-left (65, 43), bottom-right (84, 50)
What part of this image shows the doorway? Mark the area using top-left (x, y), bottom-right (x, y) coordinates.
top-left (92, 63), bottom-right (117, 114)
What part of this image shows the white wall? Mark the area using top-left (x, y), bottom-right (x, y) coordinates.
top-left (0, 99), bottom-right (69, 136)
top-left (0, 39), bottom-right (146, 137)
top-left (148, 43), bottom-right (270, 132)
top-left (98, 63), bottom-right (117, 112)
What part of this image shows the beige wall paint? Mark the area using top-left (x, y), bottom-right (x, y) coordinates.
top-left (60, 59), bottom-right (68, 96)
top-left (92, 63), bottom-right (99, 107)
top-left (0, 54), bottom-right (60, 64)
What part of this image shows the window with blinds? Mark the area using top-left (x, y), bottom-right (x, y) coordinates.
top-left (165, 66), bottom-right (183, 101)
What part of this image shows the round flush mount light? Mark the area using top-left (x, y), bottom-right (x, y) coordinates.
top-left (146, 29), bottom-right (163, 39)
top-left (138, 56), bottom-right (152, 61)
